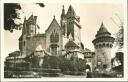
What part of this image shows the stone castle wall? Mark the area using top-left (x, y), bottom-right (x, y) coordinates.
top-left (26, 36), bottom-right (46, 56)
top-left (93, 47), bottom-right (112, 70)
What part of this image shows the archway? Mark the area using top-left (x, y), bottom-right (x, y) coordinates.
top-left (85, 64), bottom-right (91, 72)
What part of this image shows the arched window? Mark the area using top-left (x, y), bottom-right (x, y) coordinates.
top-left (103, 43), bottom-right (105, 47)
top-left (55, 33), bottom-right (59, 42)
top-left (106, 43), bottom-right (109, 47)
top-left (50, 32), bottom-right (59, 43)
top-left (50, 33), bottom-right (54, 42)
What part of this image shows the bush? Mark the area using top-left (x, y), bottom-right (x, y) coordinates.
top-left (42, 56), bottom-right (61, 69)
top-left (59, 57), bottom-right (86, 73)
top-left (4, 71), bottom-right (13, 78)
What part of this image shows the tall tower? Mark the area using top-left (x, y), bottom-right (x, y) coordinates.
top-left (60, 5), bottom-right (67, 36)
top-left (19, 17), bottom-right (27, 56)
top-left (26, 14), bottom-right (37, 37)
top-left (92, 22), bottom-right (115, 70)
top-left (61, 5), bottom-right (82, 45)
top-left (19, 14), bottom-right (38, 56)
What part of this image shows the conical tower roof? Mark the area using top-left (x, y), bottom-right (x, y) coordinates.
top-left (98, 22), bottom-right (109, 34)
top-left (96, 22), bottom-right (111, 38)
top-left (92, 22), bottom-right (115, 44)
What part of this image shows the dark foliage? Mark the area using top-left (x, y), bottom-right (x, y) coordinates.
top-left (42, 56), bottom-right (61, 69)
top-left (111, 52), bottom-right (124, 73)
top-left (115, 52), bottom-right (123, 65)
top-left (86, 72), bottom-right (92, 78)
top-left (4, 3), bottom-right (45, 32)
top-left (60, 57), bottom-right (87, 73)
top-left (42, 55), bottom-right (87, 74)
top-left (4, 3), bottom-right (22, 32)
top-left (31, 56), bottom-right (40, 68)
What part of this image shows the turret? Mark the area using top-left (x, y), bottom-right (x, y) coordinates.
top-left (19, 14), bottom-right (38, 56)
top-left (26, 14), bottom-right (37, 37)
top-left (92, 22), bottom-right (115, 70)
top-left (60, 5), bottom-right (67, 36)
top-left (19, 17), bottom-right (27, 55)
top-left (61, 5), bottom-right (65, 21)
top-left (66, 5), bottom-right (81, 43)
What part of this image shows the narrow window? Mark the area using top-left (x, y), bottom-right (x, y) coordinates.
top-left (24, 41), bottom-right (25, 46)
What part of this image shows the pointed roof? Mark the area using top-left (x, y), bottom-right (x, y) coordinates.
top-left (27, 14), bottom-right (37, 24)
top-left (65, 40), bottom-right (80, 48)
top-left (97, 22), bottom-right (109, 34)
top-left (96, 22), bottom-right (111, 37)
top-left (67, 5), bottom-right (76, 16)
top-left (28, 14), bottom-right (34, 20)
top-left (93, 22), bottom-right (115, 44)
top-left (45, 16), bottom-right (61, 32)
top-left (61, 5), bottom-right (65, 18)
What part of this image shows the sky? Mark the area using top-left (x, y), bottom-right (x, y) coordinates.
top-left (4, 2), bottom-right (123, 59)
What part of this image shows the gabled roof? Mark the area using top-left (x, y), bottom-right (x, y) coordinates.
top-left (65, 40), bottom-right (80, 48)
top-left (27, 14), bottom-right (37, 24)
top-left (45, 16), bottom-right (61, 32)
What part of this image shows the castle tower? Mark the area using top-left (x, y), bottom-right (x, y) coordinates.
top-left (60, 5), bottom-right (67, 36)
top-left (66, 5), bottom-right (81, 42)
top-left (92, 22), bottom-right (115, 70)
top-left (19, 14), bottom-right (39, 56)
top-left (61, 5), bottom-right (82, 46)
top-left (26, 14), bottom-right (37, 37)
top-left (19, 17), bottom-right (27, 56)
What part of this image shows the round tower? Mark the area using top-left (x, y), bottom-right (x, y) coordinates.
top-left (92, 22), bottom-right (115, 70)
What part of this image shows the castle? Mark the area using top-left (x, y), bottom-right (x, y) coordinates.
top-left (5, 5), bottom-right (115, 72)
top-left (19, 5), bottom-right (83, 57)
top-left (92, 23), bottom-right (115, 70)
